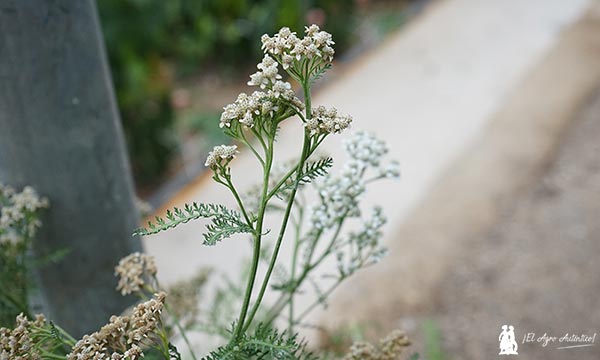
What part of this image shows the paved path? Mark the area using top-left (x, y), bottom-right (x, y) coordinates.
top-left (142, 0), bottom-right (594, 350)
top-left (322, 1), bottom-right (600, 346)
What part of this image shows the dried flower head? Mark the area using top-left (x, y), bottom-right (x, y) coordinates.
top-left (343, 341), bottom-right (379, 360)
top-left (167, 268), bottom-right (210, 328)
top-left (115, 252), bottom-right (157, 295)
top-left (343, 329), bottom-right (411, 360)
top-left (0, 313), bottom-right (40, 360)
top-left (127, 291), bottom-right (166, 344)
top-left (68, 293), bottom-right (166, 360)
top-left (204, 144), bottom-right (239, 168)
top-left (379, 330), bottom-right (411, 360)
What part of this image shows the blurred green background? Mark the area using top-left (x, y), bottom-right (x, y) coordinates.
top-left (97, 0), bottom-right (413, 192)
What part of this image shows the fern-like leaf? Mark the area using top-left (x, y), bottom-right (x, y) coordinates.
top-left (202, 325), bottom-right (317, 360)
top-left (168, 343), bottom-right (182, 360)
top-left (311, 64), bottom-right (332, 84)
top-left (298, 157), bottom-right (333, 185)
top-left (134, 203), bottom-right (253, 246)
top-left (275, 157), bottom-right (333, 199)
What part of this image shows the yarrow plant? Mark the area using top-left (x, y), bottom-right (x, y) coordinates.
top-left (1, 25), bottom-right (413, 360)
top-left (133, 25), bottom-right (405, 358)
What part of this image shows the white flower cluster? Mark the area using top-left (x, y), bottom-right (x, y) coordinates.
top-left (305, 105), bottom-right (352, 136)
top-left (219, 87), bottom-right (303, 129)
top-left (336, 207), bottom-right (389, 277)
top-left (114, 252), bottom-right (158, 295)
top-left (343, 131), bottom-right (400, 179)
top-left (67, 292), bottom-right (166, 360)
top-left (204, 144), bottom-right (239, 168)
top-left (311, 170), bottom-right (365, 231)
top-left (310, 131), bottom-right (398, 231)
top-left (261, 25), bottom-right (335, 71)
top-left (0, 184), bottom-right (48, 244)
top-left (248, 55), bottom-right (282, 89)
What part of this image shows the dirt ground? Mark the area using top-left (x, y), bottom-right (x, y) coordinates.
top-left (437, 87), bottom-right (600, 360)
top-left (319, 3), bottom-right (600, 359)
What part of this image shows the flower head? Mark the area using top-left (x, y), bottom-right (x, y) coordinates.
top-left (68, 293), bottom-right (166, 360)
top-left (0, 313), bottom-right (43, 360)
top-left (248, 55), bottom-right (282, 89)
top-left (204, 144), bottom-right (239, 168)
top-left (127, 292), bottom-right (166, 344)
top-left (305, 105), bottom-right (352, 136)
top-left (0, 184), bottom-right (48, 244)
top-left (261, 25), bottom-right (335, 76)
top-left (114, 252), bottom-right (157, 295)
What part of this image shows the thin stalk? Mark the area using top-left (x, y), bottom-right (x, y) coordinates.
top-left (287, 203), bottom-right (304, 333)
top-left (242, 81), bottom-right (314, 332)
top-left (164, 303), bottom-right (198, 360)
top-left (223, 173), bottom-right (253, 226)
top-left (156, 323), bottom-right (172, 360)
top-left (240, 129), bottom-right (265, 166)
top-left (39, 350), bottom-right (67, 360)
top-left (232, 133), bottom-right (275, 341)
top-left (292, 276), bottom-right (346, 326)
top-left (251, 127), bottom-right (269, 154)
top-left (262, 216), bottom-right (345, 325)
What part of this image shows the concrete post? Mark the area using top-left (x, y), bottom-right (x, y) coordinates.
top-left (0, 0), bottom-right (142, 336)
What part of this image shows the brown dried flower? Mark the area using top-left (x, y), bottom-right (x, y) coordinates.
top-left (0, 313), bottom-right (48, 360)
top-left (114, 252), bottom-right (157, 295)
top-left (343, 329), bottom-right (411, 360)
top-left (68, 292), bottom-right (166, 360)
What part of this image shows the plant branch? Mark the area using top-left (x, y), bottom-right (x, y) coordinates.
top-left (242, 80), bottom-right (314, 332)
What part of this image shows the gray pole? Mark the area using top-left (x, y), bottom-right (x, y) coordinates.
top-left (0, 0), bottom-right (142, 336)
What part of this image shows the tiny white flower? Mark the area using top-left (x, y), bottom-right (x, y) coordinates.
top-left (205, 145), bottom-right (239, 168)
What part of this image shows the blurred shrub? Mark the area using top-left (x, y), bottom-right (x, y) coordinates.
top-left (98, 0), bottom-right (356, 187)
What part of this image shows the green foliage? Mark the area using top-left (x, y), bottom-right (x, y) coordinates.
top-left (297, 157), bottom-right (334, 185)
top-left (423, 319), bottom-right (445, 360)
top-left (134, 203), bottom-right (253, 245)
top-left (274, 157), bottom-right (334, 199)
top-left (203, 325), bottom-right (317, 360)
top-left (0, 241), bottom-right (31, 326)
top-left (0, 185), bottom-right (48, 327)
top-left (98, 1), bottom-right (177, 187)
top-left (169, 343), bottom-right (183, 360)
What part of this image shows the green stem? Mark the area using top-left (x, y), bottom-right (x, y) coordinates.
top-left (262, 215), bottom-right (346, 325)
top-left (164, 303), bottom-right (197, 360)
top-left (242, 81), bottom-right (313, 333)
top-left (292, 276), bottom-right (346, 326)
top-left (240, 129), bottom-right (265, 166)
top-left (287, 204), bottom-right (304, 334)
top-left (157, 327), bottom-right (171, 360)
top-left (39, 350), bottom-right (67, 360)
top-left (232, 133), bottom-right (274, 342)
top-left (223, 172), bottom-right (253, 226)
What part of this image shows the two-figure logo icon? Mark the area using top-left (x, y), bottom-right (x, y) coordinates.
top-left (499, 325), bottom-right (519, 355)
